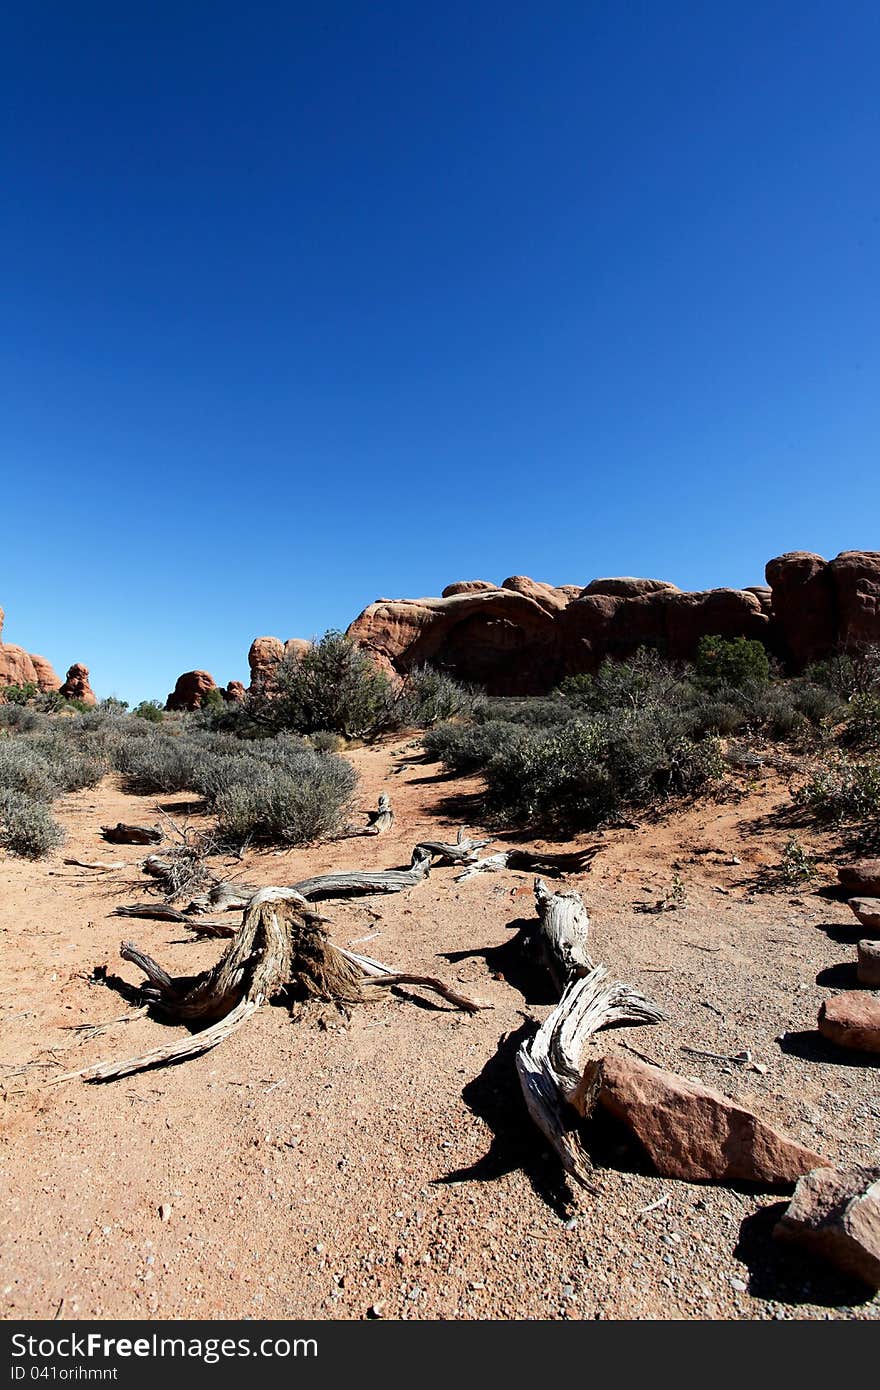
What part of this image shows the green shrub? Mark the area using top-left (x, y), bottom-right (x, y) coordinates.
top-left (394, 666), bottom-right (480, 727)
top-left (254, 631), bottom-right (395, 740)
top-left (0, 704), bottom-right (39, 732)
top-left (308, 730), bottom-right (345, 753)
top-left (842, 692), bottom-right (880, 750)
top-left (111, 731), bottom-right (199, 794)
top-left (209, 745), bottom-right (356, 846)
top-left (423, 719), bottom-right (528, 775)
top-left (1, 682), bottom-right (39, 706)
top-left (0, 789), bottom-right (64, 858)
top-left (558, 648), bottom-right (684, 714)
top-left (133, 700), bottom-right (165, 723)
top-left (695, 635), bottom-right (770, 691)
top-left (795, 755), bottom-right (880, 824)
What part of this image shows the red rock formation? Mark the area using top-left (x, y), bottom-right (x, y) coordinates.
top-left (225, 680), bottom-right (247, 704)
top-left (818, 994), bottom-right (880, 1054)
top-left (248, 636), bottom-right (285, 690)
top-left (828, 551), bottom-right (880, 650)
top-left (166, 670), bottom-right (218, 711)
top-left (0, 606), bottom-right (63, 693)
top-left (441, 581), bottom-right (498, 597)
top-left (59, 663), bottom-right (97, 707)
top-left (346, 587), bottom-right (563, 695)
top-left (765, 552), bottom-right (837, 668)
top-left (775, 1165), bottom-right (880, 1289)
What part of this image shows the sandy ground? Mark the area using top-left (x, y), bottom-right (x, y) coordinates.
top-left (1, 737), bottom-right (878, 1322)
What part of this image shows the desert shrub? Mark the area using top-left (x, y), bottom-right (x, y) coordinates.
top-left (795, 755), bottom-right (880, 824)
top-left (0, 789), bottom-right (64, 858)
top-left (1, 682), bottom-right (39, 705)
top-left (394, 666), bottom-right (480, 727)
top-left (842, 692), bottom-right (880, 750)
top-left (308, 730), bottom-right (345, 752)
top-left (423, 719), bottom-right (528, 775)
top-left (558, 648), bottom-right (685, 714)
top-left (0, 703), bottom-right (39, 731)
top-left (483, 714), bottom-right (723, 831)
top-left (208, 746), bottom-right (356, 845)
top-left (0, 741), bottom-right (58, 801)
top-left (200, 687), bottom-right (226, 712)
top-left (254, 631), bottom-right (395, 740)
top-left (694, 635), bottom-right (770, 691)
top-left (778, 835), bottom-right (820, 885)
top-left (111, 731), bottom-right (200, 794)
top-left (133, 700), bottom-right (165, 723)
top-left (477, 696), bottom-right (577, 728)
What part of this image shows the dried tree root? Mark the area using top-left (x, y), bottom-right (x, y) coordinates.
top-left (186, 847), bottom-right (433, 913)
top-left (533, 878), bottom-right (593, 993)
top-left (101, 824), bottom-right (163, 845)
top-left (414, 828), bottom-right (494, 865)
top-left (516, 964), bottom-right (667, 1187)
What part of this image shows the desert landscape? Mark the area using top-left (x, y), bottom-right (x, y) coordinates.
top-left (1, 555), bottom-right (879, 1323)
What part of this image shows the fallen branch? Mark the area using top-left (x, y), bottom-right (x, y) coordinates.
top-left (101, 823), bottom-right (162, 846)
top-left (186, 846), bottom-right (433, 913)
top-left (64, 858), bottom-right (126, 872)
top-left (456, 846), bottom-right (600, 881)
top-left (533, 878), bottom-right (593, 993)
top-left (414, 828), bottom-right (494, 865)
top-left (516, 964), bottom-right (667, 1187)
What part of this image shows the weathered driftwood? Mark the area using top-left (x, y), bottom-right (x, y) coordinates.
top-left (112, 904), bottom-right (189, 922)
top-left (185, 847), bottom-right (433, 913)
top-left (101, 823), bottom-right (162, 845)
top-left (516, 964), bottom-right (667, 1186)
top-left (365, 794), bottom-right (395, 835)
top-left (533, 878), bottom-right (593, 994)
top-left (456, 846), bottom-right (600, 881)
top-left (414, 827), bottom-right (494, 865)
top-left (64, 858), bottom-right (126, 871)
top-left (66, 889), bottom-right (483, 1082)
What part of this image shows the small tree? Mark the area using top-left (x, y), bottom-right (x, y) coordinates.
top-left (695, 635), bottom-right (770, 691)
top-left (257, 631), bottom-right (395, 740)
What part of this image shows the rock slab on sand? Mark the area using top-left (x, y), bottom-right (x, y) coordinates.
top-left (573, 1054), bottom-right (823, 1186)
top-left (775, 1165), bottom-right (880, 1289)
top-left (849, 897), bottom-right (880, 934)
top-left (839, 861), bottom-right (880, 898)
top-left (818, 993), bottom-right (880, 1053)
top-left (856, 940), bottom-right (880, 988)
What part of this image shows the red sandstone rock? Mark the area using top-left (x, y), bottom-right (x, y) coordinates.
top-left (775, 1166), bottom-right (880, 1289)
top-left (580, 577), bottom-right (679, 598)
top-left (500, 575), bottom-right (572, 612)
top-left (856, 941), bottom-right (880, 987)
top-left (225, 681), bottom-right (247, 704)
top-left (574, 1054), bottom-right (823, 1186)
top-left (166, 670), bottom-right (218, 712)
top-left (248, 636), bottom-right (285, 690)
top-left (0, 607), bottom-right (63, 693)
top-left (818, 993), bottom-right (880, 1053)
top-left (441, 581), bottom-right (498, 597)
top-left (839, 861), bottom-right (880, 897)
top-left (829, 551), bottom-right (880, 650)
top-left (59, 663), bottom-right (96, 706)
top-left (765, 552), bottom-right (837, 669)
top-left (284, 638), bottom-right (311, 663)
top-left (849, 898), bottom-right (880, 934)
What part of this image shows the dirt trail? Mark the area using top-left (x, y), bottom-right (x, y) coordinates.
top-left (1, 739), bottom-right (878, 1320)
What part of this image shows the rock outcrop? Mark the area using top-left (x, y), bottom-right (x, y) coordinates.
top-left (166, 670), bottom-right (218, 712)
top-left (225, 681), bottom-right (247, 704)
top-left (59, 663), bottom-right (97, 707)
top-left (247, 636), bottom-right (311, 692)
top-left (0, 605), bottom-right (64, 695)
top-left (342, 550), bottom-right (880, 694)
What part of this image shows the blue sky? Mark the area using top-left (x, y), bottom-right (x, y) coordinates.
top-left (2, 2), bottom-right (878, 703)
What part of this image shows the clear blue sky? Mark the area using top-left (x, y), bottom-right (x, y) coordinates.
top-left (2, 2), bottom-right (878, 703)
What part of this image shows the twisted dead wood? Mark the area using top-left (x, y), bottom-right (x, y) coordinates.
top-left (456, 846), bottom-right (600, 881)
top-left (414, 827), bottom-right (494, 864)
top-left (533, 878), bottom-right (593, 993)
top-left (185, 846), bottom-right (433, 913)
top-left (516, 965), bottom-right (667, 1186)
